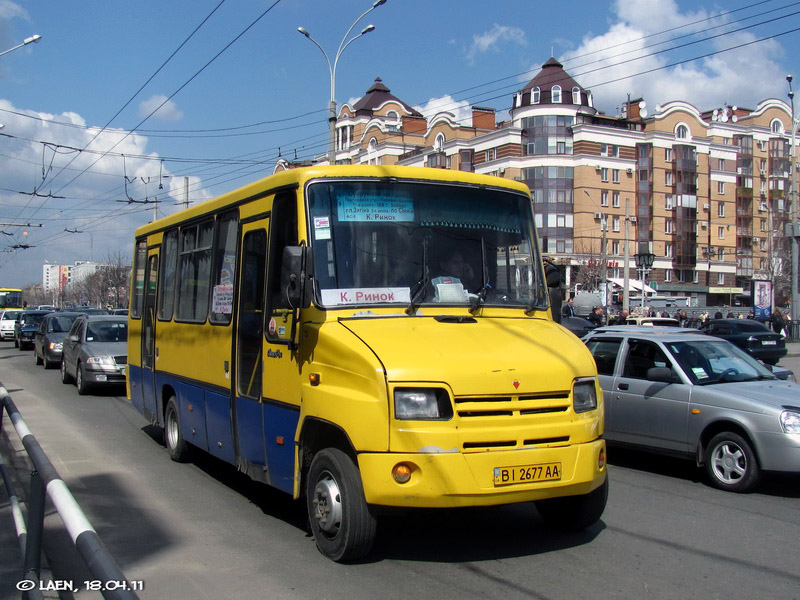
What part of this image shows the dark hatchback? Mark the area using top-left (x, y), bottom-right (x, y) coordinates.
top-left (14, 310), bottom-right (51, 350)
top-left (33, 312), bottom-right (83, 369)
top-left (699, 319), bottom-right (787, 365)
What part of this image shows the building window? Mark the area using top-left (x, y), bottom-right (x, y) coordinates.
top-left (572, 86), bottom-right (581, 104)
top-left (552, 85), bottom-right (562, 103)
top-left (665, 219), bottom-right (674, 234)
top-left (718, 247), bottom-right (724, 260)
top-left (612, 216), bottom-right (620, 232)
top-left (612, 191), bottom-right (620, 207)
top-left (771, 119), bottom-right (784, 134)
top-left (665, 148), bottom-right (672, 162)
top-left (665, 171), bottom-right (673, 186)
top-left (612, 169), bottom-right (620, 183)
top-left (665, 194), bottom-right (673, 210)
top-left (601, 144), bottom-right (618, 157)
top-left (676, 124), bottom-right (689, 139)
top-left (717, 273), bottom-right (725, 285)
top-left (717, 181), bottom-right (725, 194)
top-left (718, 226), bottom-right (725, 239)
top-left (693, 271), bottom-right (699, 284)
top-left (718, 158), bottom-right (725, 170)
top-left (601, 190), bottom-right (608, 206)
top-left (665, 243), bottom-right (673, 257)
top-left (718, 202), bottom-right (725, 217)
top-left (665, 269), bottom-right (672, 282)
top-left (601, 168), bottom-right (608, 182)
top-left (531, 87), bottom-right (540, 104)
top-left (612, 241), bottom-right (620, 255)
top-left (434, 133), bottom-right (445, 151)
top-left (485, 148), bottom-right (496, 162)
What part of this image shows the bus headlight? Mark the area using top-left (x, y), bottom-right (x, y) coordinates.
top-left (573, 380), bottom-right (598, 413)
top-left (394, 388), bottom-right (452, 420)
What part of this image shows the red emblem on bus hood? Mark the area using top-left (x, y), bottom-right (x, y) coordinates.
top-left (512, 380), bottom-right (520, 389)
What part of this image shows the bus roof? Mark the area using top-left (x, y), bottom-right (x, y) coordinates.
top-left (134, 165), bottom-right (531, 238)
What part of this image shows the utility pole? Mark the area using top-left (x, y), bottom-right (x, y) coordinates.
top-left (601, 214), bottom-right (608, 322)
top-left (623, 198), bottom-right (630, 313)
top-left (788, 75), bottom-right (799, 337)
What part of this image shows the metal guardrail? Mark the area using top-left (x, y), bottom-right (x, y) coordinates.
top-left (0, 385), bottom-right (139, 600)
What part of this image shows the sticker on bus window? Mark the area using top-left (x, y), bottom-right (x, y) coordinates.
top-left (212, 284), bottom-right (234, 314)
top-left (313, 216), bottom-right (331, 240)
top-left (336, 195), bottom-right (414, 222)
top-left (321, 287), bottom-right (411, 306)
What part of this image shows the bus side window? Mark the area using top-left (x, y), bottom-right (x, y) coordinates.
top-left (265, 192), bottom-right (298, 343)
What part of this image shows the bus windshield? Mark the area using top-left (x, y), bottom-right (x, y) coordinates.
top-left (307, 179), bottom-right (546, 310)
top-left (0, 289), bottom-right (23, 310)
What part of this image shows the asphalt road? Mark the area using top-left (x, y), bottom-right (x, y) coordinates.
top-left (1, 342), bottom-right (800, 600)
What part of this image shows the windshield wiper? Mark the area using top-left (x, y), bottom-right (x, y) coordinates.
top-left (469, 236), bottom-right (490, 314)
top-left (406, 236), bottom-right (430, 315)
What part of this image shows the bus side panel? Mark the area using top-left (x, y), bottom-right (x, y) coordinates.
top-left (128, 364), bottom-right (145, 415)
top-left (235, 396), bottom-right (266, 475)
top-left (205, 389), bottom-right (235, 464)
top-left (176, 380), bottom-right (209, 453)
top-left (263, 402), bottom-right (300, 494)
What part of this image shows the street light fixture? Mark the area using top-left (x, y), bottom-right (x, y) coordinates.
top-left (298, 0), bottom-right (387, 165)
top-left (0, 34), bottom-right (42, 58)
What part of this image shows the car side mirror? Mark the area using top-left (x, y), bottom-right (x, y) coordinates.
top-left (280, 245), bottom-right (313, 309)
top-left (69, 334), bottom-right (80, 342)
top-left (647, 366), bottom-right (677, 383)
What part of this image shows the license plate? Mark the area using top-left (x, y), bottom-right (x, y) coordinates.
top-left (493, 462), bottom-right (562, 486)
top-left (762, 340), bottom-right (777, 346)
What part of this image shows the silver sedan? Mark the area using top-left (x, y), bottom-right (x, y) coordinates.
top-left (583, 327), bottom-right (800, 492)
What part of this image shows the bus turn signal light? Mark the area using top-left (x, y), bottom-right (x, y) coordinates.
top-left (392, 463), bottom-right (412, 484)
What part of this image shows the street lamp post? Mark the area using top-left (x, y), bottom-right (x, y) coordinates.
top-left (634, 251), bottom-right (655, 311)
top-left (298, 1), bottom-right (387, 165)
top-left (788, 75), bottom-right (799, 337)
top-left (0, 34), bottom-right (42, 58)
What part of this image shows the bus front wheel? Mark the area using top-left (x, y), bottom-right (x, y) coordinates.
top-left (306, 448), bottom-right (376, 562)
top-left (164, 397), bottom-right (192, 463)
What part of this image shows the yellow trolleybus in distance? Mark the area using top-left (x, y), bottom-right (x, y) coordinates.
top-left (127, 165), bottom-right (607, 562)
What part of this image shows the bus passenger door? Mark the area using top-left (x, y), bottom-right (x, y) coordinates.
top-left (233, 222), bottom-right (269, 483)
top-left (140, 252), bottom-right (159, 422)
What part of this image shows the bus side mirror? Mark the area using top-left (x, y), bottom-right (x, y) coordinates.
top-left (280, 246), bottom-right (313, 309)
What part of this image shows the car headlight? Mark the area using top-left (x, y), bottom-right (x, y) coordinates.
top-left (573, 379), bottom-right (598, 414)
top-left (394, 388), bottom-right (453, 420)
top-left (780, 410), bottom-right (800, 433)
top-left (49, 342), bottom-right (62, 351)
top-left (86, 355), bottom-right (115, 366)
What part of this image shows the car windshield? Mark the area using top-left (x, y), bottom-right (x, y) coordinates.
top-left (20, 313), bottom-right (46, 326)
top-left (665, 339), bottom-right (775, 384)
top-left (307, 179), bottom-right (547, 310)
top-left (86, 321), bottom-right (127, 343)
top-left (2, 312), bottom-right (19, 321)
top-left (48, 316), bottom-right (77, 333)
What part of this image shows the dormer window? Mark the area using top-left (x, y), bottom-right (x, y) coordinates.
top-left (551, 85), bottom-right (562, 103)
top-left (676, 124), bottom-right (689, 139)
top-left (771, 119), bottom-right (784, 134)
top-left (572, 86), bottom-right (580, 104)
top-left (531, 87), bottom-right (540, 104)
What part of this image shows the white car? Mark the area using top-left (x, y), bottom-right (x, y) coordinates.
top-left (0, 310), bottom-right (20, 341)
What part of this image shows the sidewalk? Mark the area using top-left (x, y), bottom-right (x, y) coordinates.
top-left (787, 341), bottom-right (800, 358)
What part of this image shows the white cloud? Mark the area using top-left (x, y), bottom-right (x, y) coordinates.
top-left (138, 94), bottom-right (184, 122)
top-left (415, 95), bottom-right (472, 127)
top-left (557, 1), bottom-right (786, 114)
top-left (467, 24), bottom-right (526, 65)
top-left (0, 0), bottom-right (28, 20)
top-left (0, 99), bottom-right (211, 284)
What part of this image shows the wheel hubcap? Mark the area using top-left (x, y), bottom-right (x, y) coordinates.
top-left (311, 470), bottom-right (343, 535)
top-left (166, 410), bottom-right (178, 449)
top-left (711, 442), bottom-right (746, 483)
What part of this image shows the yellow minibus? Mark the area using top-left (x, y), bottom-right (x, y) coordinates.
top-left (128, 165), bottom-right (606, 562)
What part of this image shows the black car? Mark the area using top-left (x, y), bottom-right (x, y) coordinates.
top-left (33, 312), bottom-right (83, 369)
top-left (699, 319), bottom-right (786, 365)
top-left (14, 310), bottom-right (51, 350)
top-left (561, 316), bottom-right (596, 337)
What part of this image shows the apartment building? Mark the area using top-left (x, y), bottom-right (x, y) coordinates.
top-left (286, 59), bottom-right (796, 306)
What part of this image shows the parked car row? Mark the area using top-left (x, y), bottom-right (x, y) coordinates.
top-left (1, 308), bottom-right (128, 395)
top-left (582, 325), bottom-right (799, 493)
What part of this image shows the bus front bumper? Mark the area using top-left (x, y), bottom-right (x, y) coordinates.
top-left (358, 439), bottom-right (606, 508)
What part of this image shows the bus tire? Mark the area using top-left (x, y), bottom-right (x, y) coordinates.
top-left (164, 396), bottom-right (191, 462)
top-left (535, 476), bottom-right (608, 531)
top-left (306, 448), bottom-right (376, 562)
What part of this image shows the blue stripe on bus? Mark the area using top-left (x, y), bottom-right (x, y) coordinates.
top-left (235, 396), bottom-right (266, 473)
top-left (263, 402), bottom-right (300, 495)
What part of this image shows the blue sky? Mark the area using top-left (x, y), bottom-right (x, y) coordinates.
top-left (0, 0), bottom-right (799, 287)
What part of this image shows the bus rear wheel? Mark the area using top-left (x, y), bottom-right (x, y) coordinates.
top-left (164, 397), bottom-right (192, 462)
top-left (306, 448), bottom-right (376, 562)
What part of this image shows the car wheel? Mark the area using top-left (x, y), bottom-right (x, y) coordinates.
top-left (13, 336), bottom-right (18, 348)
top-left (34, 349), bottom-right (43, 365)
top-left (535, 476), bottom-right (608, 530)
top-left (306, 448), bottom-right (377, 562)
top-left (705, 432), bottom-right (760, 493)
top-left (60, 358), bottom-right (73, 384)
top-left (43, 354), bottom-right (53, 369)
top-left (763, 359), bottom-right (778, 366)
top-left (76, 362), bottom-right (91, 395)
top-left (164, 397), bottom-right (192, 462)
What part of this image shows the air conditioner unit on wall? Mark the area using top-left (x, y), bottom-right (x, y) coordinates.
top-left (752, 237), bottom-right (759, 244)
top-left (703, 203), bottom-right (710, 210)
top-left (626, 168), bottom-right (633, 174)
top-left (594, 212), bottom-right (603, 220)
top-left (630, 216), bottom-right (637, 222)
